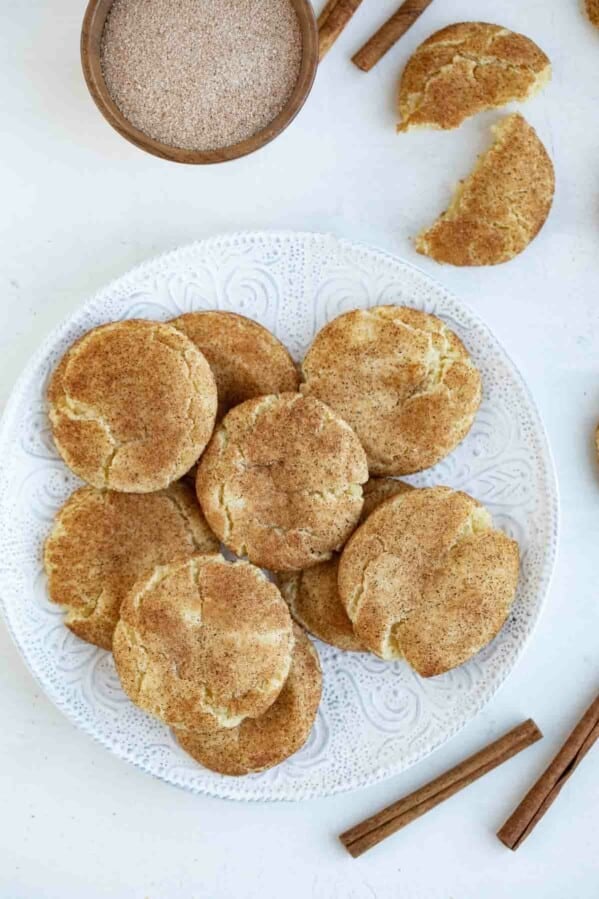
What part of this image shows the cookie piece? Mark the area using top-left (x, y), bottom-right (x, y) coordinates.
top-left (278, 479), bottom-right (412, 651)
top-left (48, 320), bottom-right (217, 492)
top-left (398, 22), bottom-right (551, 133)
top-left (44, 482), bottom-right (218, 650)
top-left (171, 311), bottom-right (299, 420)
top-left (176, 626), bottom-right (321, 776)
top-left (587, 0), bottom-right (599, 28)
top-left (113, 555), bottom-right (294, 731)
top-left (338, 487), bottom-right (520, 675)
top-left (301, 307), bottom-right (481, 476)
top-left (196, 394), bottom-right (368, 571)
top-left (416, 114), bottom-right (555, 266)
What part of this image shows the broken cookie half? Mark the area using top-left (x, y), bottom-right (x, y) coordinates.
top-left (398, 22), bottom-right (551, 133)
top-left (587, 0), bottom-right (599, 28)
top-left (415, 113), bottom-right (555, 267)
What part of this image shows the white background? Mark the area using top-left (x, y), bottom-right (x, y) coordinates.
top-left (1, 0), bottom-right (598, 896)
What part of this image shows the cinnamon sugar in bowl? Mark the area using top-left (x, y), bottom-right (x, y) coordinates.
top-left (81, 0), bottom-right (318, 164)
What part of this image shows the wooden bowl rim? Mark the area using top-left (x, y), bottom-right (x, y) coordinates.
top-left (81, 0), bottom-right (318, 165)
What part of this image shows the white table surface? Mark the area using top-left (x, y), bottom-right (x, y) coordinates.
top-left (1, 1), bottom-right (598, 896)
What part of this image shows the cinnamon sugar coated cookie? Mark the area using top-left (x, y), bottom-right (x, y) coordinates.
top-left (176, 626), bottom-right (322, 775)
top-left (48, 320), bottom-right (217, 492)
top-left (171, 311), bottom-right (299, 419)
top-left (301, 307), bottom-right (481, 476)
top-left (278, 479), bottom-right (412, 651)
top-left (113, 555), bottom-right (294, 732)
top-left (416, 114), bottom-right (555, 266)
top-left (398, 22), bottom-right (551, 133)
top-left (361, 477), bottom-right (414, 520)
top-left (587, 0), bottom-right (599, 27)
top-left (44, 482), bottom-right (218, 650)
top-left (278, 558), bottom-right (363, 652)
top-left (338, 487), bottom-right (520, 674)
top-left (196, 394), bottom-right (368, 571)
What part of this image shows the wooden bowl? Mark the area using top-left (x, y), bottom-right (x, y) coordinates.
top-left (81, 0), bottom-right (318, 164)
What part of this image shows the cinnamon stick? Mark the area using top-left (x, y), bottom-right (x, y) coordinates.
top-left (340, 719), bottom-right (542, 858)
top-left (318, 0), bottom-right (339, 28)
top-left (352, 0), bottom-right (435, 72)
top-left (498, 693), bottom-right (599, 850)
top-left (318, 0), bottom-right (365, 61)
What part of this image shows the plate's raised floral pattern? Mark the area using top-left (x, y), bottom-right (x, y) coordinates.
top-left (0, 232), bottom-right (558, 801)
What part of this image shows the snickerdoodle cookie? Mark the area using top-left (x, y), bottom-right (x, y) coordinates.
top-left (113, 554), bottom-right (294, 732)
top-left (587, 0), bottom-right (599, 28)
top-left (338, 487), bottom-right (520, 675)
top-left (44, 482), bottom-right (218, 650)
top-left (171, 311), bottom-right (299, 419)
top-left (361, 476), bottom-right (414, 521)
top-left (196, 394), bottom-right (368, 571)
top-left (278, 559), bottom-right (361, 652)
top-left (278, 479), bottom-right (412, 651)
top-left (176, 626), bottom-right (321, 775)
top-left (300, 307), bottom-right (481, 476)
top-left (398, 22), bottom-right (551, 133)
top-left (48, 320), bottom-right (217, 492)
top-left (416, 114), bottom-right (555, 266)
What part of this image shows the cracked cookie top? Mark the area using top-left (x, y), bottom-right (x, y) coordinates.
top-left (196, 393), bottom-right (369, 571)
top-left (416, 114), bottom-right (555, 266)
top-left (47, 319), bottom-right (218, 492)
top-left (176, 625), bottom-right (321, 776)
top-left (277, 478), bottom-right (412, 652)
top-left (171, 311), bottom-right (299, 420)
top-left (397, 22), bottom-right (551, 133)
top-left (338, 487), bottom-right (520, 674)
top-left (113, 554), bottom-right (295, 732)
top-left (44, 482), bottom-right (219, 650)
top-left (300, 307), bottom-right (481, 476)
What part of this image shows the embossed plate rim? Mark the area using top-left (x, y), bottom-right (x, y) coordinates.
top-left (0, 231), bottom-right (559, 800)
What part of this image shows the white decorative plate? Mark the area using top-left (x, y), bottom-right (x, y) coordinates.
top-left (0, 232), bottom-right (558, 801)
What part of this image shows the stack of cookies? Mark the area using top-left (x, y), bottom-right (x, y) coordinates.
top-left (44, 305), bottom-right (520, 776)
